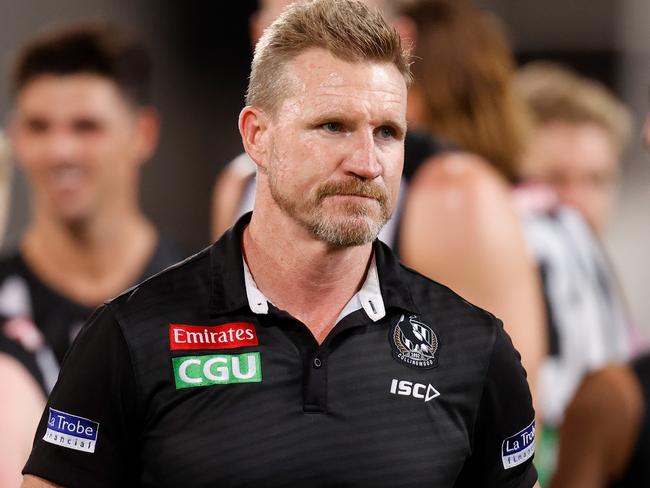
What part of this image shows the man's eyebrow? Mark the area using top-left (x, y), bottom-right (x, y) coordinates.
top-left (20, 114), bottom-right (49, 126)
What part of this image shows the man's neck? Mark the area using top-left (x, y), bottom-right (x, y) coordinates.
top-left (243, 206), bottom-right (373, 344)
top-left (21, 210), bottom-right (157, 307)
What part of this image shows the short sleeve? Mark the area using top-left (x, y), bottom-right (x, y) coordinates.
top-left (456, 320), bottom-right (538, 487)
top-left (22, 305), bottom-right (139, 487)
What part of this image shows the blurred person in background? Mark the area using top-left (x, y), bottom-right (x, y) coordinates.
top-left (397, 0), bottom-right (546, 412)
top-left (0, 23), bottom-right (185, 485)
top-left (517, 62), bottom-right (633, 237)
top-left (549, 97), bottom-right (650, 488)
top-left (515, 63), bottom-right (640, 482)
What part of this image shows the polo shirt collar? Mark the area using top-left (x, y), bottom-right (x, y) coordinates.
top-left (242, 253), bottom-right (386, 322)
top-left (209, 212), bottom-right (419, 317)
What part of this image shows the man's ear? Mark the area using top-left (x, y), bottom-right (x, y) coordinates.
top-left (132, 107), bottom-right (160, 166)
top-left (239, 106), bottom-right (270, 172)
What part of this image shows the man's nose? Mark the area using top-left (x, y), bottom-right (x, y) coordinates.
top-left (342, 130), bottom-right (382, 180)
top-left (45, 131), bottom-right (79, 162)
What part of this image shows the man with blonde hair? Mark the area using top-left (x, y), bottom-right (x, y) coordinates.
top-left (23, 1), bottom-right (537, 486)
top-left (517, 62), bottom-right (632, 235)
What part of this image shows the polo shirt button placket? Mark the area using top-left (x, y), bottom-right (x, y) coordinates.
top-left (303, 350), bottom-right (328, 413)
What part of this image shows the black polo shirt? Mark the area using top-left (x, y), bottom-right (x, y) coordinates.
top-left (24, 213), bottom-right (537, 487)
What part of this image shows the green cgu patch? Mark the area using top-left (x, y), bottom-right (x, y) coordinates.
top-left (172, 352), bottom-right (262, 389)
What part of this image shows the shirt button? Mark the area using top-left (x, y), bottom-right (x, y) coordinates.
top-left (313, 357), bottom-right (322, 368)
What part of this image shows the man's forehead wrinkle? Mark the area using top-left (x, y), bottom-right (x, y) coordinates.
top-left (306, 82), bottom-right (406, 108)
top-left (310, 73), bottom-right (405, 95)
top-left (311, 89), bottom-right (404, 106)
top-left (306, 94), bottom-right (404, 121)
top-left (279, 48), bottom-right (408, 127)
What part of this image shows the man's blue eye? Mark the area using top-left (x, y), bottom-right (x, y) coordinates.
top-left (377, 127), bottom-right (395, 139)
top-left (323, 122), bottom-right (340, 132)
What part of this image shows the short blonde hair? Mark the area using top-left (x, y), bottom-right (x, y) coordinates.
top-left (517, 62), bottom-right (632, 152)
top-left (246, 0), bottom-right (412, 114)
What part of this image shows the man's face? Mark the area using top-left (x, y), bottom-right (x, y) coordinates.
top-left (522, 121), bottom-right (620, 235)
top-left (259, 48), bottom-right (407, 248)
top-left (11, 74), bottom-right (148, 226)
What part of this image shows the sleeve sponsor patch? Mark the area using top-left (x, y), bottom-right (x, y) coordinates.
top-left (43, 407), bottom-right (99, 453)
top-left (501, 420), bottom-right (535, 469)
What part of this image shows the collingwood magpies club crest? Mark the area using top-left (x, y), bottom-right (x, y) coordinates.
top-left (390, 314), bottom-right (439, 369)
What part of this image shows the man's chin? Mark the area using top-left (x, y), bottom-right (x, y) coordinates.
top-left (51, 208), bottom-right (93, 231)
top-left (308, 214), bottom-right (384, 248)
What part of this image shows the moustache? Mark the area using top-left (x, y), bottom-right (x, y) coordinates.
top-left (315, 180), bottom-right (389, 205)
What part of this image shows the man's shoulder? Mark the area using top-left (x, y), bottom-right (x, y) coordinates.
top-left (108, 245), bottom-right (213, 324)
top-left (400, 258), bottom-right (494, 310)
top-left (395, 258), bottom-right (501, 335)
top-left (377, 239), bottom-right (499, 333)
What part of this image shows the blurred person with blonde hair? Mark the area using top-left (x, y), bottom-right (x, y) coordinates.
top-left (549, 96), bottom-right (650, 488)
top-left (517, 62), bottom-right (633, 236)
top-left (516, 62), bottom-right (640, 461)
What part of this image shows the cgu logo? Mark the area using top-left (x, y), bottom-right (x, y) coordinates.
top-left (173, 352), bottom-right (262, 389)
top-left (389, 379), bottom-right (440, 402)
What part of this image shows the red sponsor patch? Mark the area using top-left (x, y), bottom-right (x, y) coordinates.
top-left (169, 322), bottom-right (258, 351)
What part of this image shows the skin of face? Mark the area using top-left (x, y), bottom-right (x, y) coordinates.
top-left (522, 121), bottom-right (620, 235)
top-left (253, 48), bottom-right (407, 248)
top-left (10, 73), bottom-right (155, 228)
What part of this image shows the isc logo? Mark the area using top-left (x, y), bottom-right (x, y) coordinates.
top-left (389, 379), bottom-right (440, 402)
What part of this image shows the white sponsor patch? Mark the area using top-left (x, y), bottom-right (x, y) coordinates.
top-left (43, 407), bottom-right (99, 453)
top-left (501, 420), bottom-right (535, 469)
